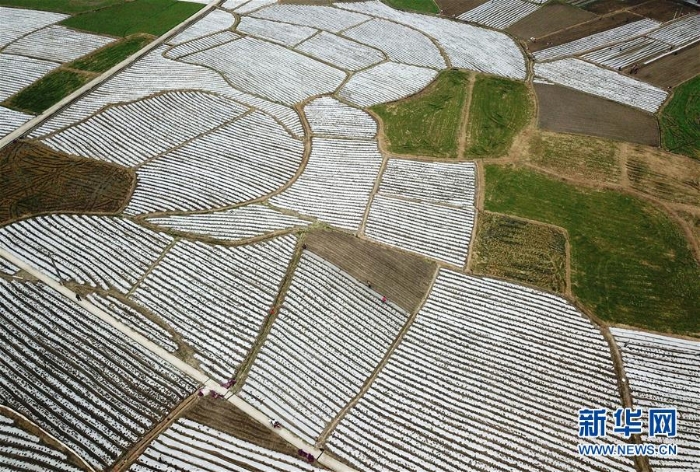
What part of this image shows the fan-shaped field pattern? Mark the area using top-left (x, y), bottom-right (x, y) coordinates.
top-left (0, 280), bottom-right (197, 470)
top-left (129, 418), bottom-right (323, 472)
top-left (146, 205), bottom-right (309, 242)
top-left (365, 194), bottom-right (475, 266)
top-left (0, 412), bottom-right (82, 472)
top-left (0, 54), bottom-right (57, 102)
top-left (271, 138), bottom-right (382, 230)
top-left (335, 1), bottom-right (527, 79)
top-left (181, 37), bottom-right (346, 105)
top-left (164, 31), bottom-right (240, 60)
top-left (236, 17), bottom-right (317, 46)
top-left (86, 293), bottom-right (178, 353)
top-left (533, 19), bottom-right (661, 62)
top-left (168, 9), bottom-right (236, 45)
top-left (130, 235), bottom-right (297, 382)
top-left (126, 111), bottom-right (304, 215)
top-left (458, 0), bottom-right (540, 30)
top-left (42, 91), bottom-right (248, 168)
top-left (240, 251), bottom-right (410, 444)
top-left (342, 19), bottom-right (445, 69)
top-left (0, 215), bottom-right (172, 292)
top-left (304, 97), bottom-right (377, 139)
top-left (535, 58), bottom-right (667, 112)
top-left (0, 7), bottom-right (68, 48)
top-left (4, 26), bottom-right (115, 63)
top-left (0, 107), bottom-right (31, 139)
top-left (611, 328), bottom-right (700, 471)
top-left (29, 48), bottom-right (303, 140)
top-left (328, 270), bottom-right (634, 472)
top-left (379, 160), bottom-right (476, 207)
top-left (295, 32), bottom-right (385, 71)
top-left (251, 4), bottom-right (370, 32)
top-left (339, 62), bottom-right (438, 107)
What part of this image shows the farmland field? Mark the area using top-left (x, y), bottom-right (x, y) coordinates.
top-left (371, 70), bottom-right (468, 158)
top-left (626, 145), bottom-right (700, 206)
top-left (471, 212), bottom-right (568, 293)
top-left (635, 43), bottom-right (700, 88)
top-left (0, 0), bottom-right (124, 14)
top-left (660, 75), bottom-right (700, 159)
top-left (69, 35), bottom-right (153, 73)
top-left (507, 4), bottom-right (597, 39)
top-left (484, 165), bottom-right (700, 334)
top-left (3, 69), bottom-right (92, 114)
top-left (0, 141), bottom-right (133, 224)
top-left (466, 75), bottom-right (530, 157)
top-left (379, 0), bottom-right (439, 13)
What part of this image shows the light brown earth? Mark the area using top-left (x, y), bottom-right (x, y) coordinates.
top-left (534, 83), bottom-right (660, 146)
top-left (433, 0), bottom-right (488, 16)
top-left (677, 208), bottom-right (700, 250)
top-left (629, 0), bottom-right (699, 21)
top-left (305, 228), bottom-right (437, 313)
top-left (0, 141), bottom-right (134, 226)
top-left (507, 4), bottom-right (598, 40)
top-left (632, 43), bottom-right (700, 88)
top-left (529, 11), bottom-right (642, 52)
top-left (470, 211), bottom-right (569, 294)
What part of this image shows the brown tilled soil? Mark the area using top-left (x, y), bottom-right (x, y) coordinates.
top-left (0, 141), bottom-right (133, 225)
top-left (434, 0), bottom-right (488, 16)
top-left (534, 83), bottom-right (660, 146)
top-left (185, 398), bottom-right (301, 458)
top-left (507, 4), bottom-right (598, 40)
top-left (632, 43), bottom-right (700, 88)
top-left (629, 0), bottom-right (699, 21)
top-left (584, 0), bottom-right (650, 15)
top-left (624, 145), bottom-right (700, 206)
top-left (470, 212), bottom-right (568, 294)
top-left (305, 229), bottom-right (437, 313)
top-left (529, 11), bottom-right (642, 51)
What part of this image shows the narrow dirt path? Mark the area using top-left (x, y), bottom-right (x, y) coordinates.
top-left (0, 247), bottom-right (359, 472)
top-left (458, 73), bottom-right (475, 158)
top-left (126, 237), bottom-right (178, 297)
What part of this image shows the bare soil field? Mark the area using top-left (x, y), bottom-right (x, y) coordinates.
top-left (584, 0), bottom-right (650, 14)
top-left (633, 43), bottom-right (700, 88)
top-left (507, 4), bottom-right (598, 40)
top-left (434, 0), bottom-right (488, 16)
top-left (629, 0), bottom-right (699, 21)
top-left (185, 398), bottom-right (301, 458)
top-left (471, 211), bottom-right (568, 293)
top-left (0, 141), bottom-right (134, 225)
top-left (625, 145), bottom-right (700, 206)
top-left (305, 228), bottom-right (437, 313)
top-left (529, 11), bottom-right (642, 51)
top-left (526, 131), bottom-right (622, 184)
top-left (535, 83), bottom-right (660, 146)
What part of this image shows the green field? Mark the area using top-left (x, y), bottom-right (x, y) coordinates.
top-left (660, 75), bottom-right (700, 159)
top-left (382, 0), bottom-right (439, 13)
top-left (4, 69), bottom-right (92, 114)
top-left (466, 76), bottom-right (530, 157)
top-left (371, 70), bottom-right (469, 158)
top-left (471, 212), bottom-right (568, 293)
top-left (69, 35), bottom-right (153, 72)
top-left (0, 0), bottom-right (123, 14)
top-left (60, 0), bottom-right (203, 37)
top-left (484, 164), bottom-right (700, 335)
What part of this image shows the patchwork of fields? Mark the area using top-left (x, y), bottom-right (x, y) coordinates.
top-left (0, 0), bottom-right (698, 471)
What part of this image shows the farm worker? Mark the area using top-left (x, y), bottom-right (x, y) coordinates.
top-left (382, 296), bottom-right (387, 303)
top-left (75, 293), bottom-right (81, 301)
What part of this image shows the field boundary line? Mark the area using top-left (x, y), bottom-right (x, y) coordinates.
top-left (458, 72), bottom-right (475, 158)
top-left (0, 405), bottom-right (96, 472)
top-left (126, 237), bottom-right (178, 297)
top-left (0, 247), bottom-right (359, 472)
top-left (0, 0), bottom-right (223, 151)
top-left (316, 264), bottom-right (440, 447)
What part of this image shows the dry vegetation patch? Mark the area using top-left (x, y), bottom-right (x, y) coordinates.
top-left (471, 212), bottom-right (568, 293)
top-left (0, 141), bottom-right (134, 225)
top-left (535, 83), bottom-right (660, 146)
top-left (305, 228), bottom-right (437, 313)
top-left (626, 145), bottom-right (700, 206)
top-left (677, 208), bottom-right (700, 252)
top-left (526, 131), bottom-right (622, 184)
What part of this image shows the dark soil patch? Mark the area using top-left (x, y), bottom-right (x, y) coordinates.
top-left (535, 83), bottom-right (660, 146)
top-left (305, 228), bottom-right (437, 313)
top-left (434, 0), bottom-right (487, 16)
top-left (507, 4), bottom-right (598, 41)
top-left (530, 11), bottom-right (642, 52)
top-left (0, 141), bottom-right (134, 225)
top-left (634, 43), bottom-right (700, 88)
top-left (629, 0), bottom-right (699, 21)
top-left (584, 0), bottom-right (649, 15)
